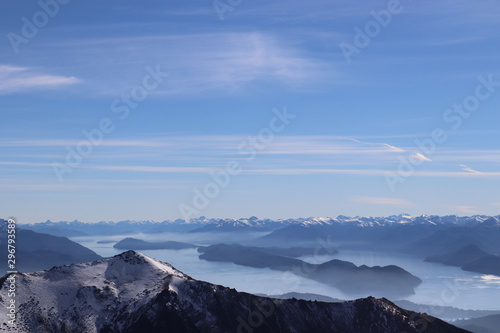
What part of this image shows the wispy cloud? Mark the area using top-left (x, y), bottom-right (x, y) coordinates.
top-left (343, 137), bottom-right (405, 153)
top-left (0, 139), bottom-right (172, 148)
top-left (243, 170), bottom-right (500, 177)
top-left (44, 32), bottom-right (332, 96)
top-left (459, 164), bottom-right (482, 174)
top-left (0, 179), bottom-right (192, 191)
top-left (2, 136), bottom-right (500, 179)
top-left (154, 32), bottom-right (334, 94)
top-left (85, 165), bottom-right (212, 173)
top-left (352, 196), bottom-right (412, 206)
top-left (454, 205), bottom-right (483, 214)
top-left (412, 153), bottom-right (432, 162)
top-left (0, 65), bottom-right (80, 94)
top-left (0, 136), bottom-right (408, 159)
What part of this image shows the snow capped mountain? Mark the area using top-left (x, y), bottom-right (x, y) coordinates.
top-left (188, 217), bottom-right (294, 232)
top-left (478, 216), bottom-right (500, 228)
top-left (0, 251), bottom-right (469, 333)
top-left (18, 215), bottom-right (500, 238)
top-left (0, 219), bottom-right (8, 232)
top-left (0, 251), bottom-right (187, 332)
top-left (22, 214), bottom-right (500, 229)
top-left (20, 219), bottom-right (205, 237)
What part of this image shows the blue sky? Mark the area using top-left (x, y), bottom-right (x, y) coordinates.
top-left (1, 0), bottom-right (500, 223)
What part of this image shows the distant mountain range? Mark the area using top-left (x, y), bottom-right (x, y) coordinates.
top-left (20, 219), bottom-right (204, 236)
top-left (19, 214), bottom-right (499, 236)
top-left (0, 219), bottom-right (102, 274)
top-left (0, 251), bottom-right (469, 333)
top-left (18, 215), bottom-right (500, 261)
top-left (404, 217), bottom-right (500, 256)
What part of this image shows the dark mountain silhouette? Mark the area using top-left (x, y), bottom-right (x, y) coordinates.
top-left (113, 237), bottom-right (197, 250)
top-left (198, 244), bottom-right (331, 257)
top-left (199, 244), bottom-right (421, 297)
top-left (404, 223), bottom-right (500, 257)
top-left (0, 219), bottom-right (101, 274)
top-left (424, 244), bottom-right (500, 277)
top-left (425, 244), bottom-right (491, 266)
top-left (455, 313), bottom-right (500, 333)
top-left (261, 293), bottom-right (500, 321)
top-left (462, 256), bottom-right (500, 276)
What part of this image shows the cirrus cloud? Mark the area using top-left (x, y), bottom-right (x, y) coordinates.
top-left (0, 65), bottom-right (80, 94)
top-left (454, 205), bottom-right (483, 214)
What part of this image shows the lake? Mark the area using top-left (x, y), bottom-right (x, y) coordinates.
top-left (70, 232), bottom-right (500, 312)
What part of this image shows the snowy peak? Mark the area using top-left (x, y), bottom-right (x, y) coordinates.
top-left (104, 250), bottom-right (189, 282)
top-left (20, 215), bottom-right (500, 238)
top-left (0, 251), bottom-right (468, 333)
top-left (0, 219), bottom-right (8, 232)
top-left (478, 217), bottom-right (500, 228)
top-left (0, 251), bottom-right (190, 333)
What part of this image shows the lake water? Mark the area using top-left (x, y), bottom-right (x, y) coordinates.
top-left (70, 232), bottom-right (500, 312)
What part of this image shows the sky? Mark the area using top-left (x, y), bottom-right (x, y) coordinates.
top-left (1, 0), bottom-right (500, 223)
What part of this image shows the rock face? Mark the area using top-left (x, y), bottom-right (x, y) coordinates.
top-left (0, 251), bottom-right (469, 333)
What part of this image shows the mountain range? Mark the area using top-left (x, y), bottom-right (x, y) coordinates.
top-left (19, 214), bottom-right (498, 238)
top-left (0, 219), bottom-right (102, 274)
top-left (0, 251), bottom-right (470, 333)
top-left (19, 215), bottom-right (500, 261)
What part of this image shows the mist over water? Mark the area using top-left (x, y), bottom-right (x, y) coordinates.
top-left (71, 232), bottom-right (500, 311)
top-left (327, 250), bottom-right (500, 311)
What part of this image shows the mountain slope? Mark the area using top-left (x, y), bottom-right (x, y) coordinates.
top-left (425, 244), bottom-right (491, 266)
top-left (199, 244), bottom-right (421, 297)
top-left (0, 219), bottom-right (101, 273)
top-left (0, 251), bottom-right (469, 333)
top-left (404, 221), bottom-right (500, 257)
top-left (255, 219), bottom-right (453, 249)
top-left (462, 256), bottom-right (500, 276)
top-left (455, 314), bottom-right (500, 333)
top-left (423, 244), bottom-right (500, 277)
